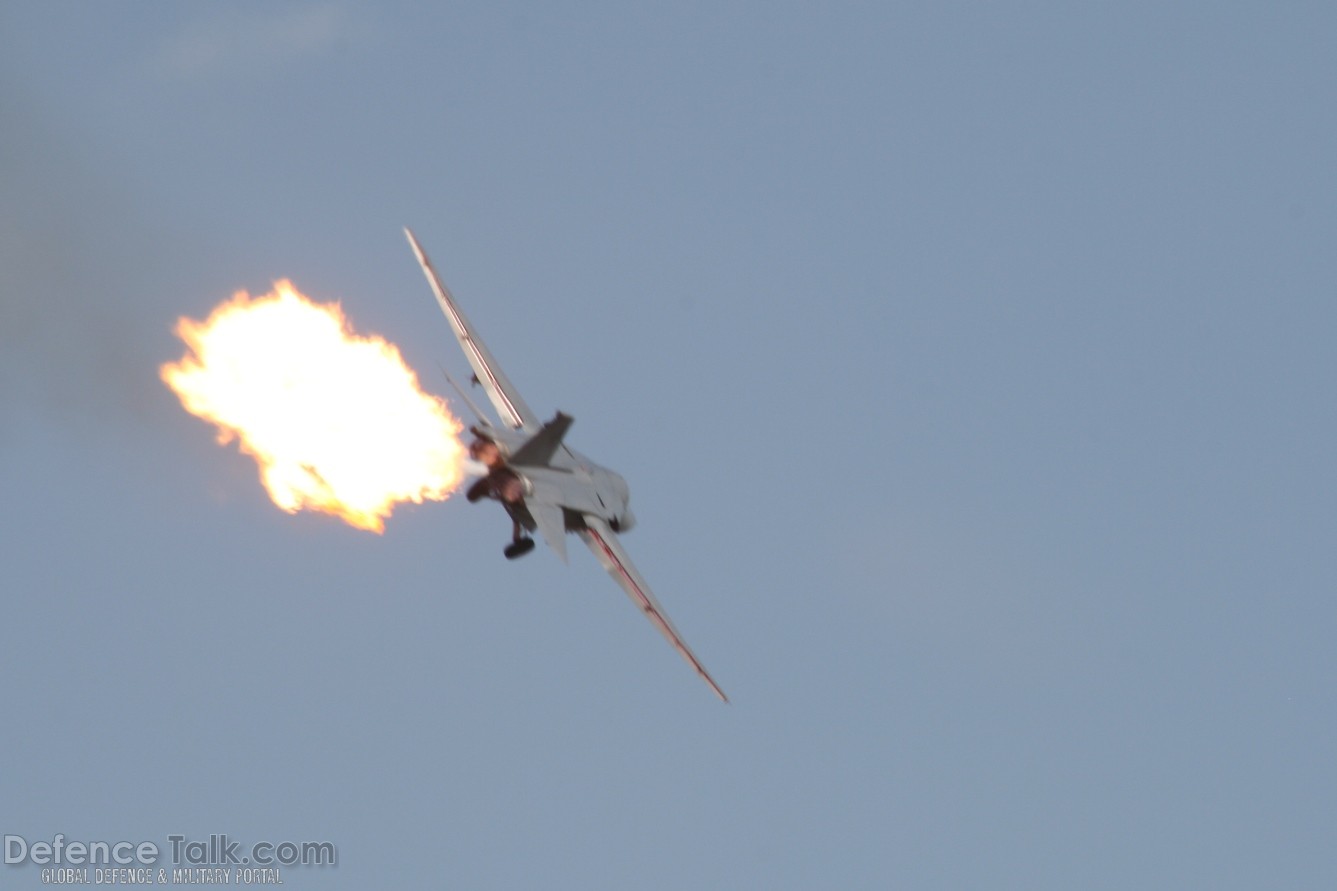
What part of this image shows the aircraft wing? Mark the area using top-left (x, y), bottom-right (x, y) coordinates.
top-left (579, 516), bottom-right (728, 702)
top-left (404, 227), bottom-right (541, 432)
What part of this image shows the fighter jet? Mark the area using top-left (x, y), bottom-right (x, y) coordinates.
top-left (404, 228), bottom-right (727, 702)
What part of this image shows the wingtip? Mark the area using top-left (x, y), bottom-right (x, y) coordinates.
top-left (404, 227), bottom-right (436, 274)
top-left (698, 668), bottom-right (729, 703)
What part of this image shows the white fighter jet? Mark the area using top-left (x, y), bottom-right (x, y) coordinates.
top-left (405, 228), bottom-right (727, 702)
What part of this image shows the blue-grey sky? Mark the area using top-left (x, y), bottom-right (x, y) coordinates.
top-left (3, 3), bottom-right (1335, 888)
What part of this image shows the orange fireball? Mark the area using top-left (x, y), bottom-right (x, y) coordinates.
top-left (161, 280), bottom-right (465, 532)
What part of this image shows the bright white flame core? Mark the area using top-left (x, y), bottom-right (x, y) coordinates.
top-left (161, 280), bottom-right (465, 532)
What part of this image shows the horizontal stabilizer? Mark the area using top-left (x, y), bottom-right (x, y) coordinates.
top-left (529, 501), bottom-right (568, 563)
top-left (509, 412), bottom-right (574, 467)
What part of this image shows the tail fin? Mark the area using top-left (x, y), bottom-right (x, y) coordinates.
top-left (509, 412), bottom-right (573, 467)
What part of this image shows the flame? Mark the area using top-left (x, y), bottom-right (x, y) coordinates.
top-left (161, 280), bottom-right (465, 532)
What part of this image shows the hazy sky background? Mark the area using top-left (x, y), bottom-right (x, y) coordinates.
top-left (3, 3), bottom-right (1335, 888)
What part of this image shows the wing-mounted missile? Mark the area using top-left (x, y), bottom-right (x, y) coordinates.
top-left (404, 227), bottom-right (540, 431)
top-left (438, 364), bottom-right (491, 429)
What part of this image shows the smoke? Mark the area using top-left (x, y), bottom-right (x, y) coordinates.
top-left (0, 6), bottom-right (370, 447)
top-left (152, 5), bottom-right (353, 80)
top-left (0, 85), bottom-right (179, 442)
